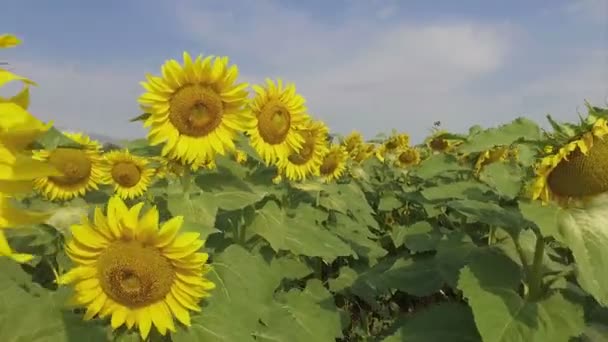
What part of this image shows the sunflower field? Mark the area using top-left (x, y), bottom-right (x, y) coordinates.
top-left (1, 33), bottom-right (608, 342)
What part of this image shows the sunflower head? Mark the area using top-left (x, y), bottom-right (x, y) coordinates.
top-left (473, 145), bottom-right (513, 174)
top-left (277, 120), bottom-right (330, 181)
top-left (351, 143), bottom-right (376, 164)
top-left (139, 52), bottom-right (250, 167)
top-left (33, 135), bottom-right (104, 202)
top-left (319, 144), bottom-right (348, 183)
top-left (530, 112), bottom-right (608, 205)
top-left (425, 129), bottom-right (462, 153)
top-left (342, 131), bottom-right (364, 153)
top-left (57, 196), bottom-right (215, 340)
top-left (233, 150), bottom-right (248, 165)
top-left (101, 150), bottom-right (155, 200)
top-left (247, 79), bottom-right (311, 165)
top-left (394, 147), bottom-right (421, 168)
top-left (0, 103), bottom-right (53, 150)
top-left (63, 131), bottom-right (103, 150)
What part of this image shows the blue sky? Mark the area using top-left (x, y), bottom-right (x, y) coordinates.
top-left (1, 0), bottom-right (607, 142)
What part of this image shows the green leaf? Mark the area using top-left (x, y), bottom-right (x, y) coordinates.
top-left (457, 248), bottom-right (585, 342)
top-left (392, 221), bottom-right (441, 253)
top-left (478, 162), bottom-right (525, 199)
top-left (167, 192), bottom-right (219, 239)
top-left (556, 206), bottom-right (608, 306)
top-left (518, 200), bottom-right (560, 240)
top-left (173, 245), bottom-right (282, 342)
top-left (255, 280), bottom-right (343, 341)
top-left (194, 169), bottom-right (269, 211)
top-left (333, 213), bottom-right (387, 262)
top-left (435, 232), bottom-right (478, 287)
top-left (447, 199), bottom-right (527, 237)
top-left (458, 118), bottom-right (542, 154)
top-left (378, 194), bottom-right (402, 211)
top-left (129, 112), bottom-right (151, 122)
top-left (413, 154), bottom-right (469, 179)
top-left (270, 256), bottom-right (314, 280)
top-left (421, 181), bottom-right (491, 201)
top-left (0, 259), bottom-right (108, 341)
top-left (383, 303), bottom-right (481, 342)
top-left (249, 201), bottom-right (355, 262)
top-left (35, 126), bottom-right (81, 149)
top-left (329, 266), bottom-right (358, 293)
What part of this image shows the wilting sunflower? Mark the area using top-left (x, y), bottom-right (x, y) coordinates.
top-left (351, 143), bottom-right (376, 164)
top-left (394, 147), bottom-right (421, 168)
top-left (425, 129), bottom-right (462, 153)
top-left (319, 144), bottom-right (348, 182)
top-left (33, 133), bottom-right (104, 201)
top-left (473, 145), bottom-right (518, 175)
top-left (101, 150), bottom-right (155, 200)
top-left (57, 196), bottom-right (215, 340)
top-left (139, 52), bottom-right (250, 168)
top-left (246, 79), bottom-right (311, 165)
top-left (277, 120), bottom-right (329, 181)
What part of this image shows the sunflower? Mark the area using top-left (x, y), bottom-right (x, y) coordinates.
top-left (246, 79), bottom-right (311, 165)
top-left (319, 144), bottom-right (348, 182)
top-left (276, 120), bottom-right (329, 181)
top-left (425, 130), bottom-right (461, 153)
top-left (473, 145), bottom-right (518, 175)
top-left (394, 147), bottom-right (421, 168)
top-left (351, 143), bottom-right (376, 164)
top-left (33, 133), bottom-right (104, 202)
top-left (233, 150), bottom-right (248, 165)
top-left (376, 132), bottom-right (410, 162)
top-left (63, 131), bottom-right (103, 150)
top-left (57, 196), bottom-right (215, 339)
top-left (530, 117), bottom-right (608, 205)
top-left (101, 150), bottom-right (155, 200)
top-left (138, 52), bottom-right (250, 168)
top-left (342, 131), bottom-right (364, 154)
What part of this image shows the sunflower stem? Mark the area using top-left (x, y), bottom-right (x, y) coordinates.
top-left (180, 168), bottom-right (192, 197)
top-left (527, 232), bottom-right (546, 301)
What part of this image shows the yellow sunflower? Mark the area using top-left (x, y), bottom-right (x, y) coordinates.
top-left (351, 143), bottom-right (376, 164)
top-left (319, 144), bottom-right (348, 182)
top-left (473, 145), bottom-right (518, 175)
top-left (394, 147), bottom-right (421, 168)
top-left (33, 133), bottom-right (104, 202)
top-left (101, 150), bottom-right (155, 200)
top-left (63, 131), bottom-right (103, 150)
top-left (57, 196), bottom-right (215, 340)
top-left (138, 52), bottom-right (250, 168)
top-left (233, 149), bottom-right (248, 165)
top-left (342, 131), bottom-right (364, 154)
top-left (425, 130), bottom-right (461, 153)
top-left (246, 79), bottom-right (312, 165)
top-left (376, 132), bottom-right (410, 162)
top-left (277, 120), bottom-right (329, 181)
top-left (530, 117), bottom-right (608, 205)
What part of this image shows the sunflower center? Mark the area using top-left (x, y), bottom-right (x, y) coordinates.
top-left (399, 150), bottom-right (417, 164)
top-left (47, 148), bottom-right (91, 186)
top-left (430, 138), bottom-right (448, 151)
top-left (386, 141), bottom-right (398, 150)
top-left (287, 132), bottom-right (315, 165)
top-left (258, 101), bottom-right (291, 145)
top-left (97, 241), bottom-right (175, 308)
top-left (547, 136), bottom-right (608, 198)
top-left (320, 153), bottom-right (339, 175)
top-left (111, 162), bottom-right (141, 188)
top-left (169, 85), bottom-right (224, 137)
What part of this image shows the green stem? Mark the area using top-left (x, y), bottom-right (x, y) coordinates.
top-left (180, 168), bottom-right (192, 197)
top-left (488, 226), bottom-right (496, 245)
top-left (527, 233), bottom-right (546, 300)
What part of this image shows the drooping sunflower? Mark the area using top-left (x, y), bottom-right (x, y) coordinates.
top-left (100, 150), bottom-right (155, 200)
top-left (138, 52), bottom-right (250, 168)
top-left (246, 79), bottom-right (312, 165)
top-left (33, 133), bottom-right (104, 201)
top-left (57, 196), bottom-right (215, 340)
top-left (394, 147), bottom-right (421, 168)
top-left (351, 143), bottom-right (377, 164)
top-left (277, 120), bottom-right (330, 181)
top-left (473, 145), bottom-right (518, 175)
top-left (341, 131), bottom-right (364, 154)
top-left (319, 144), bottom-right (348, 183)
top-left (425, 129), bottom-right (462, 153)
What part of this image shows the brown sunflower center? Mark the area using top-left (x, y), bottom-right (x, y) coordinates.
top-left (47, 148), bottom-right (92, 186)
top-left (258, 101), bottom-right (291, 145)
top-left (169, 85), bottom-right (224, 137)
top-left (385, 140), bottom-right (398, 150)
top-left (97, 241), bottom-right (175, 307)
top-left (547, 136), bottom-right (608, 198)
top-left (111, 162), bottom-right (141, 188)
top-left (399, 150), bottom-right (417, 164)
top-left (320, 152), bottom-right (340, 175)
top-left (430, 138), bottom-right (448, 151)
top-left (288, 133), bottom-right (315, 165)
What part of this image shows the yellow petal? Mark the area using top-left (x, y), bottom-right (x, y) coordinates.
top-left (154, 216), bottom-right (183, 248)
top-left (0, 179), bottom-right (34, 194)
top-left (110, 305), bottom-right (128, 329)
top-left (0, 197), bottom-right (52, 228)
top-left (56, 266), bottom-right (97, 285)
top-left (165, 292), bottom-right (191, 326)
top-left (0, 85), bottom-right (30, 109)
top-left (0, 34), bottom-right (21, 48)
top-left (137, 307), bottom-right (153, 340)
top-left (150, 301), bottom-right (175, 335)
top-left (71, 224), bottom-right (109, 249)
top-left (83, 293), bottom-right (107, 320)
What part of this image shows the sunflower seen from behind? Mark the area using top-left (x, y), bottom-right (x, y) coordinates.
top-left (319, 144), bottom-right (348, 183)
top-left (33, 132), bottom-right (104, 202)
top-left (394, 147), bottom-right (421, 168)
top-left (101, 150), bottom-right (155, 200)
top-left (247, 79), bottom-right (311, 165)
top-left (57, 196), bottom-right (215, 340)
top-left (139, 52), bottom-right (250, 168)
top-left (277, 120), bottom-right (329, 181)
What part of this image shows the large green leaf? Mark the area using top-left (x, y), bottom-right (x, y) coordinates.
top-left (458, 118), bottom-right (541, 154)
top-left (478, 162), bottom-right (525, 199)
top-left (173, 245), bottom-right (282, 342)
top-left (421, 181), bottom-right (491, 201)
top-left (194, 169), bottom-right (269, 211)
top-left (255, 280), bottom-right (343, 341)
top-left (383, 303), bottom-right (481, 342)
top-left (248, 201), bottom-right (355, 262)
top-left (333, 213), bottom-right (387, 262)
top-left (391, 221), bottom-right (441, 253)
top-left (447, 200), bottom-right (527, 236)
top-left (0, 259), bottom-right (108, 341)
top-left (457, 248), bottom-right (585, 342)
top-left (557, 206), bottom-right (608, 306)
top-left (517, 200), bottom-right (560, 239)
top-left (435, 232), bottom-right (478, 287)
top-left (167, 192), bottom-right (219, 239)
top-left (412, 154), bottom-right (469, 179)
